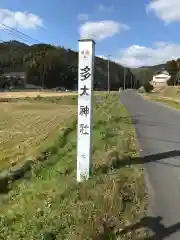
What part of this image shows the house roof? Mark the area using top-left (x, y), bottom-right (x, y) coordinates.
top-left (153, 69), bottom-right (169, 76)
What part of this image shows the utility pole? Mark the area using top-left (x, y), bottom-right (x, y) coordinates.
top-left (124, 67), bottom-right (126, 90)
top-left (107, 54), bottom-right (112, 94)
top-left (134, 78), bottom-right (136, 89)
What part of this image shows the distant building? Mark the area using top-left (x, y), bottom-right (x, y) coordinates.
top-left (25, 84), bottom-right (43, 90)
top-left (3, 72), bottom-right (25, 79)
top-left (3, 72), bottom-right (26, 80)
top-left (0, 72), bottom-right (26, 89)
top-left (150, 69), bottom-right (171, 87)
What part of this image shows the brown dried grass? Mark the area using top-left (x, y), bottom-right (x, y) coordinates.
top-left (0, 99), bottom-right (76, 170)
top-left (0, 91), bottom-right (77, 99)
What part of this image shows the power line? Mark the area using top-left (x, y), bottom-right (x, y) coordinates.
top-left (0, 11), bottom-right (41, 44)
top-left (0, 25), bottom-right (38, 44)
top-left (0, 23), bottom-right (41, 44)
top-left (0, 27), bottom-right (34, 45)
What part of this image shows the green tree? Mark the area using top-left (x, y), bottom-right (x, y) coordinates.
top-left (166, 60), bottom-right (178, 85)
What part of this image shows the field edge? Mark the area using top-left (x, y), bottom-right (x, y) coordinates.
top-left (0, 93), bottom-right (146, 239)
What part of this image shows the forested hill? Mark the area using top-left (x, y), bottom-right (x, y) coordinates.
top-left (0, 40), bottom-right (136, 90)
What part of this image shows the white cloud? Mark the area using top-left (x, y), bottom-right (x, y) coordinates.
top-left (146, 0), bottom-right (180, 23)
top-left (117, 42), bottom-right (180, 67)
top-left (98, 4), bottom-right (113, 12)
top-left (0, 9), bottom-right (44, 29)
top-left (77, 13), bottom-right (89, 22)
top-left (79, 20), bottom-right (129, 41)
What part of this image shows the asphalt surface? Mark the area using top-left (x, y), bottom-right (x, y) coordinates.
top-left (120, 90), bottom-right (180, 240)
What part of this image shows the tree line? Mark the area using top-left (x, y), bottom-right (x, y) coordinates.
top-left (0, 41), bottom-right (137, 90)
top-left (0, 40), bottom-right (139, 90)
top-left (3, 40), bottom-right (179, 91)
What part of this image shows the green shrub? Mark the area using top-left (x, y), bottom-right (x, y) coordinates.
top-left (143, 83), bottom-right (154, 92)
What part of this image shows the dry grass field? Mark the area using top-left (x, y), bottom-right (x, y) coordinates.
top-left (0, 91), bottom-right (77, 99)
top-left (0, 91), bottom-right (116, 171)
top-left (0, 98), bottom-right (76, 171)
top-left (0, 91), bottom-right (115, 99)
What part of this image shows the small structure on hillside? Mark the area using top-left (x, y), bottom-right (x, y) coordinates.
top-left (0, 72), bottom-right (26, 89)
top-left (3, 72), bottom-right (26, 80)
top-left (150, 69), bottom-right (171, 87)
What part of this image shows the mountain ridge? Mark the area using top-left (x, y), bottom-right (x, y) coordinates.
top-left (0, 40), bottom-right (136, 90)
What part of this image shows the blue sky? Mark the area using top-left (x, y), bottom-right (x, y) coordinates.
top-left (0, 0), bottom-right (180, 67)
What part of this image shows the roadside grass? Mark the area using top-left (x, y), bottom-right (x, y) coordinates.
top-left (0, 94), bottom-right (146, 239)
top-left (146, 95), bottom-right (180, 109)
top-left (160, 86), bottom-right (180, 98)
top-left (145, 86), bottom-right (180, 100)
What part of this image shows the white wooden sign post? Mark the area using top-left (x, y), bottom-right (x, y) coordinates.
top-left (77, 39), bottom-right (95, 182)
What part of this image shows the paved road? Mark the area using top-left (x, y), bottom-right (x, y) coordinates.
top-left (120, 90), bottom-right (180, 240)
